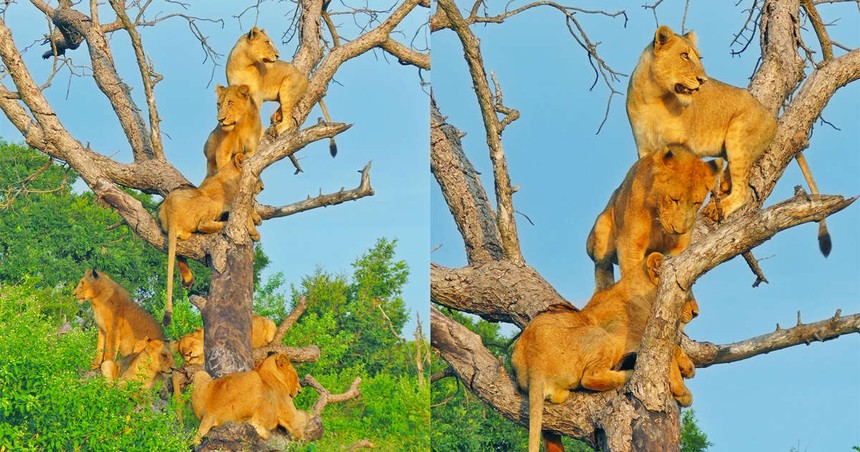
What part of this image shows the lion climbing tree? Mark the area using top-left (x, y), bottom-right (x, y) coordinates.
top-left (0, 0), bottom-right (427, 441)
top-left (430, 1), bottom-right (859, 450)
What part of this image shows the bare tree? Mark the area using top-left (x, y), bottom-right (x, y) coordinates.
top-left (0, 0), bottom-right (427, 441)
top-left (431, 1), bottom-right (858, 449)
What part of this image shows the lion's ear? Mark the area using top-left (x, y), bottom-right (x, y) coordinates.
top-left (248, 27), bottom-right (260, 40)
top-left (683, 31), bottom-right (698, 47)
top-left (233, 152), bottom-right (246, 168)
top-left (708, 158), bottom-right (724, 174)
top-left (655, 25), bottom-right (675, 50)
top-left (216, 84), bottom-right (225, 96)
top-left (133, 338), bottom-right (149, 354)
top-left (91, 269), bottom-right (100, 279)
top-left (238, 84), bottom-right (251, 97)
top-left (645, 252), bottom-right (665, 284)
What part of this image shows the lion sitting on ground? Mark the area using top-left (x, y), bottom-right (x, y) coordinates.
top-left (176, 314), bottom-right (278, 365)
top-left (586, 145), bottom-right (721, 290)
top-left (226, 27), bottom-right (337, 156)
top-left (511, 253), bottom-right (696, 452)
top-left (191, 352), bottom-right (309, 442)
top-left (158, 153), bottom-right (261, 327)
top-left (73, 269), bottom-right (165, 369)
top-left (203, 84), bottom-right (263, 177)
top-left (101, 337), bottom-right (175, 389)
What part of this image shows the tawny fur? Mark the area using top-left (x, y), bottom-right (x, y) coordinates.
top-left (158, 153), bottom-right (259, 327)
top-left (101, 337), bottom-right (175, 389)
top-left (511, 253), bottom-right (696, 452)
top-left (226, 27), bottom-right (334, 138)
top-left (586, 145), bottom-right (721, 290)
top-left (73, 270), bottom-right (165, 369)
top-left (626, 25), bottom-right (777, 218)
top-left (203, 84), bottom-right (263, 177)
top-left (175, 314), bottom-right (278, 365)
top-left (191, 353), bottom-right (308, 442)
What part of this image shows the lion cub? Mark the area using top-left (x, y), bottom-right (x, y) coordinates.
top-left (586, 145), bottom-right (721, 290)
top-left (191, 352), bottom-right (309, 442)
top-left (226, 27), bottom-right (337, 156)
top-left (73, 270), bottom-right (165, 370)
top-left (176, 314), bottom-right (278, 365)
top-left (204, 84), bottom-right (263, 177)
top-left (626, 25), bottom-right (776, 219)
top-left (101, 337), bottom-right (175, 389)
top-left (512, 253), bottom-right (660, 452)
top-left (158, 153), bottom-right (260, 326)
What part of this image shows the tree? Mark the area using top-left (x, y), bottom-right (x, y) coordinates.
top-left (430, 1), bottom-right (858, 450)
top-left (0, 0), bottom-right (427, 442)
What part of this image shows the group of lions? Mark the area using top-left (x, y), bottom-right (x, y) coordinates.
top-left (71, 26), bottom-right (327, 444)
top-left (511, 25), bottom-right (825, 452)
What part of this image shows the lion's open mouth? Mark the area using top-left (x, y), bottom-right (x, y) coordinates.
top-left (674, 83), bottom-right (697, 95)
top-left (262, 56), bottom-right (277, 63)
top-left (220, 121), bottom-right (236, 130)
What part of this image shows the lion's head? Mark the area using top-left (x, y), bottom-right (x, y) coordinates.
top-left (649, 25), bottom-right (707, 107)
top-left (176, 328), bottom-right (205, 365)
top-left (244, 27), bottom-right (279, 64)
top-left (258, 352), bottom-right (302, 398)
top-left (215, 84), bottom-right (254, 131)
top-left (649, 145), bottom-right (722, 236)
top-left (73, 269), bottom-right (103, 303)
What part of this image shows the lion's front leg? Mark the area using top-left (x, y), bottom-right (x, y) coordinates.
top-left (91, 327), bottom-right (107, 369)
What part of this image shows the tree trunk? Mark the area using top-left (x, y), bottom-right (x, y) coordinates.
top-left (202, 240), bottom-right (254, 378)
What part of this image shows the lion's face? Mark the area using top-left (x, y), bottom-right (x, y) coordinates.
top-left (246, 27), bottom-right (279, 64)
top-left (275, 354), bottom-right (302, 397)
top-left (681, 296), bottom-right (699, 325)
top-left (650, 146), bottom-right (721, 235)
top-left (177, 328), bottom-right (204, 365)
top-left (128, 338), bottom-right (175, 381)
top-left (215, 84), bottom-right (253, 131)
top-left (73, 269), bottom-right (100, 303)
top-left (650, 26), bottom-right (707, 106)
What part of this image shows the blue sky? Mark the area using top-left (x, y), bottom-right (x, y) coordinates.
top-left (0, 3), bottom-right (430, 335)
top-left (431, 2), bottom-right (859, 451)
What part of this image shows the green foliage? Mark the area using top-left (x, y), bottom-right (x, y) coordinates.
top-left (0, 282), bottom-right (193, 451)
top-left (680, 409), bottom-right (712, 452)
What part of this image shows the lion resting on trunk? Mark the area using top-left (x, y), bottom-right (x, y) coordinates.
top-left (511, 253), bottom-right (697, 452)
top-left (176, 314), bottom-right (278, 365)
top-left (586, 145), bottom-right (721, 290)
top-left (73, 269), bottom-right (165, 369)
top-left (191, 352), bottom-right (309, 442)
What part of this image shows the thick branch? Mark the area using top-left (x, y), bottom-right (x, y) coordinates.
top-left (380, 38), bottom-right (431, 69)
top-left (749, 0), bottom-right (805, 111)
top-left (257, 161), bottom-right (374, 220)
top-left (437, 0), bottom-right (522, 264)
top-left (800, 0), bottom-right (834, 63)
top-left (302, 374), bottom-right (362, 417)
top-left (430, 101), bottom-right (503, 264)
top-left (682, 310), bottom-right (860, 368)
top-left (431, 261), bottom-right (569, 327)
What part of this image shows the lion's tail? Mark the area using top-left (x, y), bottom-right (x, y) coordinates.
top-left (164, 226), bottom-right (177, 327)
top-left (794, 153), bottom-right (831, 257)
top-left (318, 98), bottom-right (338, 157)
top-left (528, 376), bottom-right (545, 452)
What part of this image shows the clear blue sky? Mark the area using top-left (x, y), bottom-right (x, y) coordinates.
top-left (0, 3), bottom-right (429, 336)
top-left (431, 2), bottom-right (859, 450)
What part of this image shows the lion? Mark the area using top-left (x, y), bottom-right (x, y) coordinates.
top-left (512, 253), bottom-right (700, 452)
top-left (73, 270), bottom-right (165, 370)
top-left (158, 153), bottom-right (261, 326)
top-left (203, 84), bottom-right (263, 178)
top-left (176, 314), bottom-right (278, 365)
top-left (191, 352), bottom-right (309, 442)
top-left (586, 145), bottom-right (721, 290)
top-left (101, 337), bottom-right (175, 389)
top-left (226, 27), bottom-right (338, 158)
top-left (669, 296), bottom-right (699, 407)
top-left (626, 25), bottom-right (831, 254)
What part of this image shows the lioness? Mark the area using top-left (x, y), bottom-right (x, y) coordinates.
top-left (226, 27), bottom-right (337, 156)
top-left (203, 84), bottom-right (263, 177)
top-left (586, 145), bottom-right (721, 290)
top-left (176, 314), bottom-right (278, 365)
top-left (101, 337), bottom-right (175, 389)
top-left (511, 253), bottom-right (695, 452)
top-left (191, 352), bottom-right (309, 442)
top-left (73, 270), bottom-right (165, 369)
top-left (158, 153), bottom-right (260, 326)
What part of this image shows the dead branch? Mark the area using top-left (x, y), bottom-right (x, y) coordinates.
top-left (741, 251), bottom-right (769, 287)
top-left (256, 161), bottom-right (374, 220)
top-left (800, 0), bottom-right (835, 63)
top-left (683, 310), bottom-right (860, 368)
top-left (302, 374), bottom-right (362, 417)
top-left (437, 0), bottom-right (523, 264)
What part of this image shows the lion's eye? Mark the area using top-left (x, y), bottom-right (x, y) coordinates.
top-left (671, 197), bottom-right (680, 204)
top-left (228, 101), bottom-right (233, 106)
top-left (681, 52), bottom-right (690, 61)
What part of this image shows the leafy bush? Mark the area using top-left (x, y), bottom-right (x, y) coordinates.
top-left (0, 282), bottom-right (193, 451)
